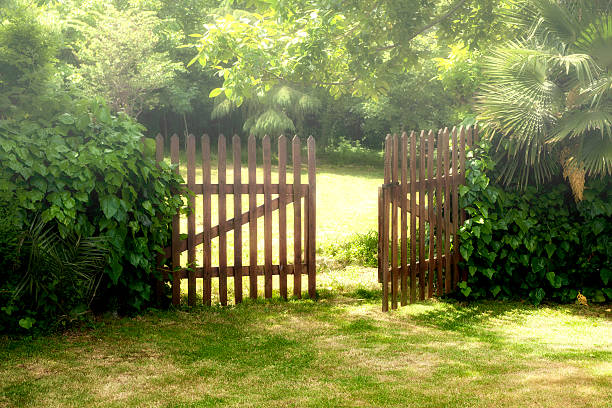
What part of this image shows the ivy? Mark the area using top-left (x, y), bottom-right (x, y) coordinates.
top-left (457, 141), bottom-right (612, 304)
top-left (0, 99), bottom-right (184, 327)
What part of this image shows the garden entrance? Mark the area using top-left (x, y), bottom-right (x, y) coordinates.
top-left (377, 126), bottom-right (479, 311)
top-left (155, 134), bottom-right (316, 307)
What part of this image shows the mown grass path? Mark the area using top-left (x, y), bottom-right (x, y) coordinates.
top-left (2, 269), bottom-right (611, 408)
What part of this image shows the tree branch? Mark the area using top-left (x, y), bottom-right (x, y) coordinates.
top-left (375, 0), bottom-right (469, 52)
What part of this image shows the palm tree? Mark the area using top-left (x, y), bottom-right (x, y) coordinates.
top-left (477, 0), bottom-right (611, 199)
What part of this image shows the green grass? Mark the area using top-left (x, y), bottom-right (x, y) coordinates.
top-left (2, 153), bottom-right (611, 407)
top-left (1, 267), bottom-right (611, 408)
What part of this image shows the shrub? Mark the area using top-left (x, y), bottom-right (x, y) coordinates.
top-left (322, 231), bottom-right (379, 267)
top-left (0, 99), bottom-right (183, 332)
top-left (318, 139), bottom-right (384, 168)
top-left (457, 142), bottom-right (612, 304)
top-left (0, 213), bottom-right (109, 334)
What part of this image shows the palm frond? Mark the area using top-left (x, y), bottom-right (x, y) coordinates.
top-left (574, 14), bottom-right (612, 70)
top-left (550, 109), bottom-right (612, 143)
top-left (575, 132), bottom-right (612, 176)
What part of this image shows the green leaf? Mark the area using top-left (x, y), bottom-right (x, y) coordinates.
top-left (483, 268), bottom-right (495, 279)
top-left (458, 281), bottom-right (472, 297)
top-left (600, 268), bottom-right (611, 286)
top-left (544, 243), bottom-right (556, 258)
top-left (19, 317), bottom-right (36, 330)
top-left (591, 219), bottom-right (605, 235)
top-left (209, 88), bottom-right (224, 98)
top-left (531, 288), bottom-right (546, 305)
top-left (100, 195), bottom-right (120, 220)
top-left (472, 226), bottom-right (481, 238)
top-left (460, 243), bottom-right (473, 262)
top-left (531, 257), bottom-right (546, 275)
top-left (468, 265), bottom-right (477, 276)
top-left (58, 113), bottom-right (75, 124)
top-left (491, 285), bottom-right (501, 297)
top-left (142, 200), bottom-right (154, 215)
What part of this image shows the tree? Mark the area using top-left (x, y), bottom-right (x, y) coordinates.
top-left (0, 2), bottom-right (60, 119)
top-left (188, 0), bottom-right (513, 103)
top-left (477, 0), bottom-right (612, 199)
top-left (67, 4), bottom-right (184, 118)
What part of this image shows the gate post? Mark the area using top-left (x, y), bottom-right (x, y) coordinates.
top-left (379, 186), bottom-right (389, 312)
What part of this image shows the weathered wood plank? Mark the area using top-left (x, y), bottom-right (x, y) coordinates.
top-left (163, 193), bottom-right (307, 259)
top-left (459, 126), bottom-right (468, 282)
top-left (202, 134), bottom-right (212, 306)
top-left (443, 128), bottom-right (452, 294)
top-left (263, 135), bottom-right (273, 299)
top-left (391, 134), bottom-right (399, 310)
top-left (400, 132), bottom-right (408, 305)
top-left (409, 131), bottom-right (417, 303)
top-left (451, 127), bottom-right (460, 289)
top-left (293, 136), bottom-right (302, 298)
top-left (278, 135), bottom-right (288, 299)
top-left (380, 186), bottom-right (388, 312)
top-left (187, 134), bottom-right (196, 306)
top-left (427, 130), bottom-right (435, 298)
top-left (233, 135), bottom-right (243, 303)
top-left (436, 129), bottom-right (444, 296)
top-left (218, 134), bottom-right (228, 305)
top-left (154, 134), bottom-right (165, 301)
top-left (171, 134), bottom-right (181, 306)
top-left (170, 263), bottom-right (309, 279)
top-left (418, 131), bottom-right (426, 301)
top-left (307, 136), bottom-right (317, 299)
top-left (182, 183), bottom-right (308, 195)
top-left (248, 135), bottom-right (258, 299)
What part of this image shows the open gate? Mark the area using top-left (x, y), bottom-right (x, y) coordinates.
top-left (377, 126), bottom-right (479, 311)
top-left (155, 133), bottom-right (316, 307)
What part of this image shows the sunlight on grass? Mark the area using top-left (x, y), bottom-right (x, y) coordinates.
top-left (173, 160), bottom-right (382, 290)
top-left (1, 267), bottom-right (611, 408)
top-left (2, 156), bottom-right (611, 408)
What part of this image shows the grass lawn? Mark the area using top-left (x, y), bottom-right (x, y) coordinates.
top-left (2, 153), bottom-right (611, 407)
top-left (1, 267), bottom-right (611, 408)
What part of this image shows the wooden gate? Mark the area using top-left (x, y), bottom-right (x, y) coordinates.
top-left (155, 134), bottom-right (316, 306)
top-left (378, 126), bottom-right (479, 311)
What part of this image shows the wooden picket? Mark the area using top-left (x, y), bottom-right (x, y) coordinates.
top-left (378, 125), bottom-right (478, 311)
top-left (157, 134), bottom-right (317, 306)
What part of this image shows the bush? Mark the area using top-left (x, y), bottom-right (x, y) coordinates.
top-left (318, 139), bottom-right (384, 167)
top-left (457, 142), bottom-right (612, 304)
top-left (0, 99), bottom-right (183, 332)
top-left (0, 213), bottom-right (109, 334)
top-left (322, 231), bottom-right (379, 267)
